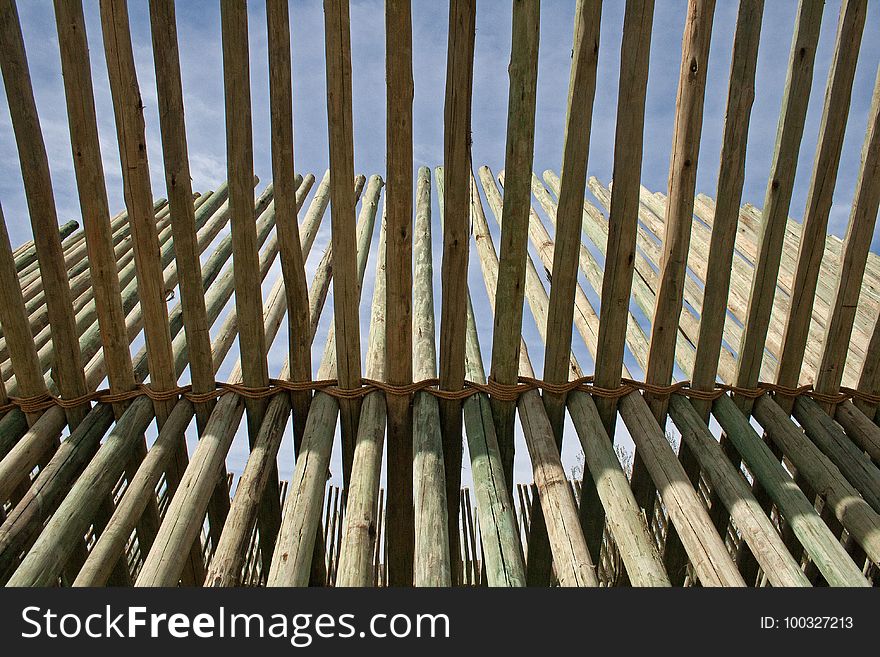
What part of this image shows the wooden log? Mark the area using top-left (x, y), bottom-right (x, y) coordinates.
top-left (207, 191), bottom-right (353, 588)
top-left (489, 0), bottom-right (540, 489)
top-left (221, 0), bottom-right (280, 576)
top-left (0, 207), bottom-right (46, 426)
top-left (11, 221), bottom-right (78, 274)
top-left (0, 0), bottom-right (90, 428)
top-left (591, 0), bottom-right (654, 428)
top-left (834, 400), bottom-right (880, 466)
top-left (101, 0), bottom-right (178, 429)
top-left (324, 0), bottom-right (362, 487)
top-left (581, 0), bottom-right (654, 567)
top-left (336, 215), bottom-right (392, 586)
top-left (7, 396), bottom-right (156, 586)
top-left (462, 296), bottom-right (526, 587)
top-left (150, 0), bottom-right (215, 427)
top-left (466, 173), bottom-right (596, 587)
top-left (267, 182), bottom-right (380, 587)
top-left (667, 394), bottom-right (809, 586)
top-left (712, 393), bottom-right (869, 585)
top-left (688, 0), bottom-right (764, 565)
top-left (753, 394), bottom-right (880, 565)
top-left (0, 403), bottom-right (115, 583)
top-left (438, 0), bottom-right (475, 586)
top-left (566, 392), bottom-right (670, 586)
top-left (816, 65), bottom-right (880, 399)
top-left (384, 0), bottom-right (415, 589)
top-left (638, 0), bottom-right (715, 583)
top-left (734, 0), bottom-right (824, 404)
top-left (267, 0), bottom-right (312, 453)
top-left (74, 176), bottom-right (321, 586)
top-left (793, 396), bottom-right (880, 513)
top-left (540, 0), bottom-right (601, 471)
top-left (55, 0), bottom-right (136, 416)
top-left (0, 186), bottom-right (256, 584)
top-left (617, 392), bottom-right (745, 586)
top-left (775, 0), bottom-right (867, 402)
top-left (407, 168), bottom-right (452, 587)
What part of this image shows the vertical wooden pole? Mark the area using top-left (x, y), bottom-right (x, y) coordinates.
top-left (384, 0), bottom-right (415, 586)
top-left (817, 65), bottom-right (880, 400)
top-left (221, 0), bottom-right (281, 575)
top-left (100, 0), bottom-right (178, 427)
top-left (733, 0), bottom-right (824, 404)
top-left (489, 0), bottom-right (540, 493)
top-left (635, 0), bottom-right (715, 584)
top-left (411, 168), bottom-right (453, 586)
top-left (323, 0), bottom-right (362, 486)
top-left (531, 0), bottom-right (601, 586)
top-left (0, 0), bottom-right (90, 429)
top-left (439, 0), bottom-right (475, 586)
top-left (584, 0), bottom-right (654, 561)
top-left (775, 0), bottom-right (867, 402)
top-left (267, 0), bottom-right (312, 451)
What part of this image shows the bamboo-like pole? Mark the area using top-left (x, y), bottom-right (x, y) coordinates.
top-left (73, 176), bottom-right (318, 587)
top-left (407, 168), bottom-right (452, 587)
top-left (793, 396), bottom-right (880, 513)
top-left (638, 0), bottom-right (716, 584)
top-left (818, 66), bottom-right (880, 400)
top-left (775, 0), bottom-right (867, 403)
top-left (324, 0), bottom-right (362, 487)
top-left (734, 0), bottom-right (824, 405)
top-left (335, 214), bottom-right (391, 586)
top-left (204, 188), bottom-right (334, 587)
top-left (712, 393), bottom-right (869, 586)
top-left (55, 0), bottom-right (137, 420)
top-left (666, 395), bottom-right (809, 586)
top-left (753, 394), bottom-right (880, 565)
top-left (267, 0), bottom-right (312, 453)
top-left (489, 0), bottom-right (540, 492)
top-left (267, 176), bottom-right (382, 587)
top-left (384, 0), bottom-right (415, 588)
top-left (0, 0), bottom-right (90, 429)
top-left (438, 0), bottom-right (475, 586)
top-left (689, 0), bottom-right (764, 566)
top-left (101, 0), bottom-right (178, 430)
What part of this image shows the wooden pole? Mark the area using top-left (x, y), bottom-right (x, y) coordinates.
top-left (712, 393), bottom-right (869, 586)
top-left (637, 0), bottom-right (716, 584)
top-left (384, 0), bottom-right (415, 588)
top-left (0, 0), bottom-right (90, 429)
top-left (584, 0), bottom-right (654, 561)
top-left (489, 0), bottom-right (540, 490)
top-left (335, 215), bottom-right (391, 586)
top-left (409, 168), bottom-right (453, 587)
top-left (775, 0), bottom-right (867, 404)
top-left (267, 0), bottom-right (313, 452)
top-left (817, 65), bottom-right (880, 399)
top-left (101, 0), bottom-right (178, 428)
top-left (324, 0), bottom-right (362, 486)
top-left (267, 176), bottom-right (381, 587)
top-left (438, 0), bottom-right (475, 585)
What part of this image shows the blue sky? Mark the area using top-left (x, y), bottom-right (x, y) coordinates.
top-left (1, 0), bottom-right (879, 487)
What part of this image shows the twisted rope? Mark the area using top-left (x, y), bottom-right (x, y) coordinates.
top-left (2, 375), bottom-right (878, 416)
